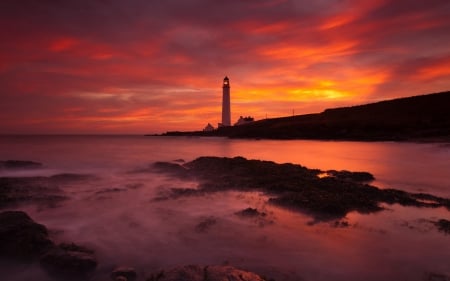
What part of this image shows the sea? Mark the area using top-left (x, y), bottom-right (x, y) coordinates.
top-left (0, 135), bottom-right (449, 281)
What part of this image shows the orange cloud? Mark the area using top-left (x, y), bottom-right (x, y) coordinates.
top-left (1, 0), bottom-right (449, 134)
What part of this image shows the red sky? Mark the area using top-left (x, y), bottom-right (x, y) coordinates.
top-left (1, 0), bottom-right (449, 134)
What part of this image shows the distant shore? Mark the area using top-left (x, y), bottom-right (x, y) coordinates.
top-left (153, 91), bottom-right (450, 142)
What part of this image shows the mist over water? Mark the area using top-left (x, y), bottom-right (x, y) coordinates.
top-left (1, 136), bottom-right (449, 281)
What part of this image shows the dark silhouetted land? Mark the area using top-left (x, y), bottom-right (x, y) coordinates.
top-left (159, 91), bottom-right (450, 141)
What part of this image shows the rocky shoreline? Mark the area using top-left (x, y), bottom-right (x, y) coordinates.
top-left (0, 210), bottom-right (268, 281)
top-left (1, 157), bottom-right (450, 280)
top-left (154, 156), bottom-right (450, 220)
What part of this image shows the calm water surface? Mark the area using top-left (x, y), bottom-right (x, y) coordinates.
top-left (0, 136), bottom-right (449, 281)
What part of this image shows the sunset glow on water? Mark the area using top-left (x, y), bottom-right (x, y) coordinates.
top-left (1, 136), bottom-right (449, 281)
top-left (1, 1), bottom-right (450, 280)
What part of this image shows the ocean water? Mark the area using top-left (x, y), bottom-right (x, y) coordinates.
top-left (0, 135), bottom-right (449, 281)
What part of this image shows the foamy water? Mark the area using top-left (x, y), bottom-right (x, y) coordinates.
top-left (1, 136), bottom-right (449, 281)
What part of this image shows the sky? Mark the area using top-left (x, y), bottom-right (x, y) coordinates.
top-left (1, 0), bottom-right (449, 134)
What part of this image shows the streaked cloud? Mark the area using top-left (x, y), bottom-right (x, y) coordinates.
top-left (0, 0), bottom-right (449, 133)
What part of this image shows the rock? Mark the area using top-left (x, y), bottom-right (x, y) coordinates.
top-left (195, 217), bottom-right (217, 233)
top-left (326, 170), bottom-right (375, 182)
top-left (40, 243), bottom-right (97, 279)
top-left (0, 160), bottom-right (42, 169)
top-left (148, 265), bottom-right (265, 281)
top-left (435, 219), bottom-right (450, 234)
top-left (235, 208), bottom-right (266, 218)
top-left (152, 162), bottom-right (190, 178)
top-left (156, 156), bottom-right (450, 220)
top-left (0, 211), bottom-right (53, 260)
top-left (111, 266), bottom-right (137, 281)
top-left (0, 177), bottom-right (67, 208)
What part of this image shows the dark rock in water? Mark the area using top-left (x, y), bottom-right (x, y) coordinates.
top-left (58, 242), bottom-right (94, 254)
top-left (0, 160), bottom-right (43, 170)
top-left (155, 156), bottom-right (450, 221)
top-left (0, 211), bottom-right (53, 260)
top-left (0, 211), bottom-right (97, 279)
top-left (195, 217), bottom-right (217, 233)
top-left (152, 188), bottom-right (205, 201)
top-left (111, 266), bottom-right (137, 281)
top-left (326, 170), bottom-right (375, 182)
top-left (40, 243), bottom-right (97, 279)
top-left (435, 219), bottom-right (450, 234)
top-left (0, 177), bottom-right (67, 208)
top-left (235, 208), bottom-right (273, 227)
top-left (235, 208), bottom-right (266, 218)
top-left (147, 265), bottom-right (265, 281)
top-left (153, 162), bottom-right (189, 177)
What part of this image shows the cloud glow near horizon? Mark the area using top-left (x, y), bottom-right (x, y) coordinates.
top-left (1, 0), bottom-right (449, 133)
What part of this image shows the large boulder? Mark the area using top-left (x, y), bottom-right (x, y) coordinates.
top-left (149, 265), bottom-right (265, 281)
top-left (40, 243), bottom-right (97, 279)
top-left (0, 211), bottom-right (53, 260)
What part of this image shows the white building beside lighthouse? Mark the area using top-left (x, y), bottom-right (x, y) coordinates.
top-left (220, 76), bottom-right (231, 127)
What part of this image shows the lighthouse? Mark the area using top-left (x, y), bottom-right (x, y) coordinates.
top-left (221, 76), bottom-right (231, 127)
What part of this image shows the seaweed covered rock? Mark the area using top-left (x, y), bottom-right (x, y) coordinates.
top-left (0, 211), bottom-right (53, 260)
top-left (148, 265), bottom-right (265, 281)
top-left (40, 243), bottom-right (97, 279)
top-left (154, 156), bottom-right (450, 220)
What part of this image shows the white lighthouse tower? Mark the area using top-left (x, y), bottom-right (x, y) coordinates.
top-left (221, 76), bottom-right (231, 127)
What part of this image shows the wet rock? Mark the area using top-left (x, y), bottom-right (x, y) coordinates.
top-left (0, 211), bottom-right (53, 260)
top-left (235, 208), bottom-right (273, 227)
top-left (111, 266), bottom-right (137, 281)
top-left (435, 219), bottom-right (450, 234)
top-left (153, 162), bottom-right (190, 178)
top-left (331, 220), bottom-right (350, 228)
top-left (158, 156), bottom-right (450, 221)
top-left (40, 243), bottom-right (97, 279)
top-left (235, 208), bottom-right (267, 218)
top-left (0, 176), bottom-right (67, 208)
top-left (195, 217), bottom-right (217, 233)
top-left (152, 188), bottom-right (206, 202)
top-left (147, 265), bottom-right (265, 281)
top-left (0, 160), bottom-right (43, 170)
top-left (326, 170), bottom-right (375, 182)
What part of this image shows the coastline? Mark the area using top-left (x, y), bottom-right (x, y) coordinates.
top-left (1, 141), bottom-right (449, 281)
top-left (155, 91), bottom-right (450, 143)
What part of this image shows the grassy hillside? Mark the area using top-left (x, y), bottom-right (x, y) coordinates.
top-left (162, 91), bottom-right (450, 141)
